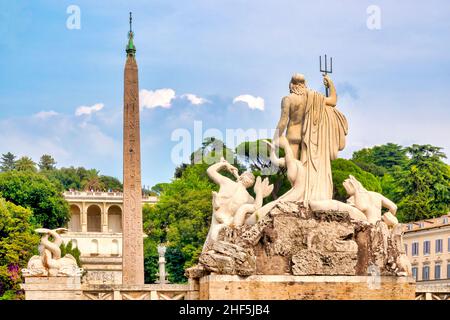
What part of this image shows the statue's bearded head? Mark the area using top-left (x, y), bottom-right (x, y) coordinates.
top-left (290, 73), bottom-right (307, 95)
top-left (238, 171), bottom-right (256, 188)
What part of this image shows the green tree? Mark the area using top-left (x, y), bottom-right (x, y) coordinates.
top-left (190, 137), bottom-right (235, 165)
top-left (150, 183), bottom-right (169, 196)
top-left (379, 173), bottom-right (402, 204)
top-left (81, 169), bottom-right (104, 191)
top-left (99, 175), bottom-right (123, 191)
top-left (352, 143), bottom-right (408, 176)
top-left (143, 163), bottom-right (215, 283)
top-left (351, 160), bottom-right (387, 177)
top-left (0, 171), bottom-right (70, 229)
top-left (60, 240), bottom-right (82, 268)
top-left (396, 144), bottom-right (450, 222)
top-left (165, 246), bottom-right (186, 283)
top-left (0, 198), bottom-right (40, 300)
top-left (43, 167), bottom-right (83, 191)
top-left (0, 152), bottom-right (16, 172)
top-left (14, 156), bottom-right (37, 172)
top-left (38, 154), bottom-right (57, 171)
top-left (43, 166), bottom-right (123, 192)
top-left (331, 158), bottom-right (382, 201)
top-left (235, 139), bottom-right (289, 201)
top-left (174, 163), bottom-right (189, 179)
top-left (143, 238), bottom-right (159, 283)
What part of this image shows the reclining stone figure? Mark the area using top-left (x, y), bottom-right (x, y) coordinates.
top-left (203, 157), bottom-right (273, 250)
top-left (309, 175), bottom-right (399, 227)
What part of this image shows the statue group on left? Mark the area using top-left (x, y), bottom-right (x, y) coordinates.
top-left (22, 228), bottom-right (83, 277)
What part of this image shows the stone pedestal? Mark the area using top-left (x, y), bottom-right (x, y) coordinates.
top-left (199, 275), bottom-right (416, 300)
top-left (22, 276), bottom-right (83, 300)
top-left (189, 202), bottom-right (412, 279)
top-left (81, 256), bottom-right (123, 285)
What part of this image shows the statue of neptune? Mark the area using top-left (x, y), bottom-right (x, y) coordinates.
top-left (274, 73), bottom-right (348, 202)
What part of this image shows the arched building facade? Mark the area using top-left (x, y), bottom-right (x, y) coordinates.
top-left (61, 191), bottom-right (157, 284)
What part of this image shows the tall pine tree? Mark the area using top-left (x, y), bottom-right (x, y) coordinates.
top-left (38, 154), bottom-right (56, 171)
top-left (0, 152), bottom-right (16, 172)
top-left (397, 144), bottom-right (450, 221)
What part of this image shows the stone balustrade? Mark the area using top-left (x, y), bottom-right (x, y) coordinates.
top-left (415, 280), bottom-right (450, 300)
top-left (22, 277), bottom-right (199, 300)
top-left (63, 191), bottom-right (158, 203)
top-left (82, 283), bottom-right (198, 300)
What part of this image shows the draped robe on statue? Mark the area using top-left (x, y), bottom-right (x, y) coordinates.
top-left (299, 90), bottom-right (348, 201)
top-left (247, 89), bottom-right (348, 224)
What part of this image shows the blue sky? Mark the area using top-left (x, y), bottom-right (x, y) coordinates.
top-left (0, 1), bottom-right (449, 188)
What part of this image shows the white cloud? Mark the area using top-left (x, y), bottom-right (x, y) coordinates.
top-left (233, 94), bottom-right (265, 111)
top-left (181, 93), bottom-right (208, 105)
top-left (140, 88), bottom-right (176, 109)
top-left (75, 103), bottom-right (104, 116)
top-left (34, 110), bottom-right (59, 119)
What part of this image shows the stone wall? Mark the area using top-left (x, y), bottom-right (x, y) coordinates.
top-left (199, 275), bottom-right (416, 300)
top-left (22, 277), bottom-right (83, 300)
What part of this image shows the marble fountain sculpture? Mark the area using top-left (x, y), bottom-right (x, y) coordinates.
top-left (22, 228), bottom-right (83, 277)
top-left (186, 73), bottom-right (412, 285)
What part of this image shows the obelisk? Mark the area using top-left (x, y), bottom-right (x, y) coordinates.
top-left (122, 12), bottom-right (144, 285)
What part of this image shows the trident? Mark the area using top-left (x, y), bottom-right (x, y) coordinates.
top-left (319, 54), bottom-right (333, 97)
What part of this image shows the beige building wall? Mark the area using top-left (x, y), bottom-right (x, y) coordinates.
top-left (403, 214), bottom-right (450, 282)
top-left (61, 191), bottom-right (157, 284)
